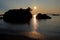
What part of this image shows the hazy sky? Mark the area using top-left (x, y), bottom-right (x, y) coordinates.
top-left (0, 0), bottom-right (60, 14)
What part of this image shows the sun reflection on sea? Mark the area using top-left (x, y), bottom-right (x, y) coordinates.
top-left (18, 14), bottom-right (46, 39)
top-left (31, 14), bottom-right (38, 32)
top-left (19, 16), bottom-right (45, 39)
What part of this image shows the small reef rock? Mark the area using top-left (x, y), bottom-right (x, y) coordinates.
top-left (3, 7), bottom-right (32, 24)
top-left (52, 14), bottom-right (60, 16)
top-left (0, 14), bottom-right (3, 19)
top-left (36, 13), bottom-right (51, 19)
top-left (0, 16), bottom-right (3, 19)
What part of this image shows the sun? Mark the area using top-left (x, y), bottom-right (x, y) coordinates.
top-left (33, 6), bottom-right (37, 9)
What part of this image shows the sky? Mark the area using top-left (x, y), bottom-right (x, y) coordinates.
top-left (0, 0), bottom-right (60, 14)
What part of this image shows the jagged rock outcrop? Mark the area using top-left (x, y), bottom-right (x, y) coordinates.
top-left (3, 7), bottom-right (32, 24)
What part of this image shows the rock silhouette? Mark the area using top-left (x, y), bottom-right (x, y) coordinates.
top-left (52, 14), bottom-right (60, 16)
top-left (0, 17), bottom-right (3, 19)
top-left (3, 7), bottom-right (32, 24)
top-left (36, 13), bottom-right (51, 19)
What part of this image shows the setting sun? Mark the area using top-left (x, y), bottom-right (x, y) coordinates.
top-left (33, 6), bottom-right (37, 10)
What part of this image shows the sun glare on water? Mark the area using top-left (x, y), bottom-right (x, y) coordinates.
top-left (33, 15), bottom-right (36, 18)
top-left (33, 15), bottom-right (38, 31)
top-left (33, 15), bottom-right (36, 23)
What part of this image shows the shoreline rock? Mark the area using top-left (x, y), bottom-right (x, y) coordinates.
top-left (3, 7), bottom-right (32, 24)
top-left (36, 13), bottom-right (51, 19)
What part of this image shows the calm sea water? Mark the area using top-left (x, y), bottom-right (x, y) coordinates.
top-left (0, 15), bottom-right (60, 39)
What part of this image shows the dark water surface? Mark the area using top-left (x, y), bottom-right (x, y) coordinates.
top-left (0, 15), bottom-right (60, 40)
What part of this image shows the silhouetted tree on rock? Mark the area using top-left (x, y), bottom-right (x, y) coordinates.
top-left (36, 13), bottom-right (51, 19)
top-left (3, 7), bottom-right (32, 24)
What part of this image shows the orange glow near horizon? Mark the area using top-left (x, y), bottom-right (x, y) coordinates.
top-left (31, 6), bottom-right (60, 14)
top-left (31, 6), bottom-right (39, 14)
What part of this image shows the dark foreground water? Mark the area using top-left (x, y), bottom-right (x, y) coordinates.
top-left (0, 15), bottom-right (60, 40)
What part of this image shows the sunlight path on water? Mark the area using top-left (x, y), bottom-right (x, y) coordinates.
top-left (31, 14), bottom-right (38, 32)
top-left (19, 15), bottom-right (45, 39)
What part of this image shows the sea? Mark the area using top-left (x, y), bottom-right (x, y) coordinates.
top-left (0, 15), bottom-right (60, 40)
